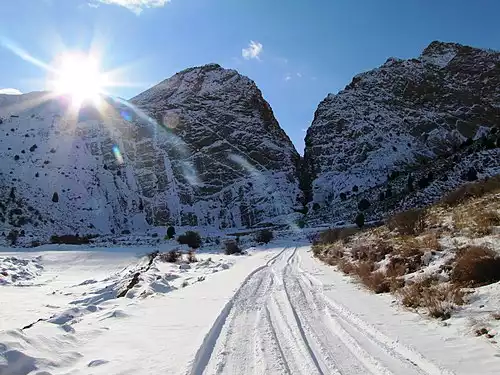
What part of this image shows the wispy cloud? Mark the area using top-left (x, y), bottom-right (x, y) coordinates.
top-left (284, 72), bottom-right (303, 82)
top-left (242, 41), bottom-right (263, 60)
top-left (0, 88), bottom-right (22, 95)
top-left (91, 0), bottom-right (170, 14)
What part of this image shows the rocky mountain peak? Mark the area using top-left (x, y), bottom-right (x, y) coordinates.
top-left (303, 41), bottom-right (500, 223)
top-left (0, 64), bottom-right (301, 243)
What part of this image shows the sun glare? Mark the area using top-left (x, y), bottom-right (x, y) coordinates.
top-left (51, 52), bottom-right (108, 107)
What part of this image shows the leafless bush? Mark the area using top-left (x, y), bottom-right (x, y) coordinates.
top-left (351, 240), bottom-right (393, 262)
top-left (399, 279), bottom-right (465, 319)
top-left (338, 259), bottom-right (355, 274)
top-left (187, 251), bottom-right (198, 263)
top-left (421, 233), bottom-right (442, 251)
top-left (388, 209), bottom-right (426, 235)
top-left (159, 249), bottom-right (182, 263)
top-left (451, 245), bottom-right (500, 286)
top-left (359, 271), bottom-right (391, 294)
top-left (422, 284), bottom-right (466, 319)
top-left (317, 227), bottom-right (358, 245)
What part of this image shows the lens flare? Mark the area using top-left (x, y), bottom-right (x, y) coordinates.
top-left (112, 145), bottom-right (124, 165)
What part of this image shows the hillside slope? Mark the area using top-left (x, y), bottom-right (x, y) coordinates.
top-left (303, 41), bottom-right (500, 223)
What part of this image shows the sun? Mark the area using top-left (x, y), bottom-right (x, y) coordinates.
top-left (51, 52), bottom-right (108, 107)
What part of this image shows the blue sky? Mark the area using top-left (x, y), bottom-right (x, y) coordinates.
top-left (0, 0), bottom-right (499, 153)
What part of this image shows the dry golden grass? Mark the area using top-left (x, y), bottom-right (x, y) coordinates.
top-left (451, 245), bottom-right (500, 287)
top-left (441, 175), bottom-right (500, 206)
top-left (453, 203), bottom-right (500, 236)
top-left (474, 210), bottom-right (500, 235)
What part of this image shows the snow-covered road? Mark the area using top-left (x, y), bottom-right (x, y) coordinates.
top-left (193, 247), bottom-right (500, 375)
top-left (2, 245), bottom-right (499, 374)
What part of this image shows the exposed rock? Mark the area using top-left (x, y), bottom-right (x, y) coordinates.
top-left (0, 65), bottom-right (300, 242)
top-left (304, 41), bottom-right (500, 222)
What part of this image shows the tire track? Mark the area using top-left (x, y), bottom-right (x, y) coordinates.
top-left (191, 246), bottom-right (455, 375)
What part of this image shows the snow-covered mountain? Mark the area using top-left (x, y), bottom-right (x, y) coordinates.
top-left (1, 42), bottom-right (499, 242)
top-left (303, 41), bottom-right (500, 222)
top-left (0, 65), bottom-right (301, 242)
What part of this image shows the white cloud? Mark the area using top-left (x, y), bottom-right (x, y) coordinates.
top-left (92, 0), bottom-right (170, 14)
top-left (284, 74), bottom-right (292, 81)
top-left (296, 72), bottom-right (302, 78)
top-left (242, 41), bottom-right (263, 60)
top-left (0, 88), bottom-right (22, 95)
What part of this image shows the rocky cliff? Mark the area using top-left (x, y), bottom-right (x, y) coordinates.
top-left (303, 41), bottom-right (500, 222)
top-left (0, 65), bottom-right (301, 242)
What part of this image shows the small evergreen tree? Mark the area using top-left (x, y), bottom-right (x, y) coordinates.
top-left (357, 198), bottom-right (371, 211)
top-left (355, 213), bottom-right (365, 228)
top-left (255, 229), bottom-right (273, 244)
top-left (52, 192), bottom-right (59, 203)
top-left (166, 226), bottom-right (176, 239)
top-left (465, 168), bottom-right (478, 182)
top-left (177, 231), bottom-right (202, 249)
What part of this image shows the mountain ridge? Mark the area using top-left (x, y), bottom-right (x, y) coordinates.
top-left (1, 40), bottom-right (499, 244)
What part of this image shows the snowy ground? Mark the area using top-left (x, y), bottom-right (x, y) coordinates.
top-left (1, 244), bottom-right (499, 374)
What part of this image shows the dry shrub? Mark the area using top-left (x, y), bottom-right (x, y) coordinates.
top-left (386, 261), bottom-right (407, 278)
top-left (351, 260), bottom-right (392, 294)
top-left (159, 249), bottom-right (182, 263)
top-left (351, 240), bottom-right (393, 262)
top-left (187, 250), bottom-right (198, 263)
top-left (317, 227), bottom-right (358, 245)
top-left (474, 210), bottom-right (500, 235)
top-left (393, 239), bottom-right (424, 273)
top-left (421, 233), bottom-right (442, 251)
top-left (312, 244), bottom-right (324, 257)
top-left (422, 285), bottom-right (466, 319)
top-left (454, 208), bottom-right (500, 236)
top-left (492, 313), bottom-right (500, 320)
top-left (322, 244), bottom-right (345, 265)
top-left (388, 209), bottom-right (426, 235)
top-left (400, 282), bottom-right (423, 308)
top-left (451, 245), bottom-right (500, 286)
top-left (338, 259), bottom-right (355, 274)
top-left (399, 279), bottom-right (465, 319)
top-left (360, 271), bottom-right (390, 294)
top-left (452, 210), bottom-right (468, 232)
top-left (425, 210), bottom-right (442, 229)
top-left (441, 176), bottom-right (500, 206)
top-left (355, 260), bottom-right (376, 277)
